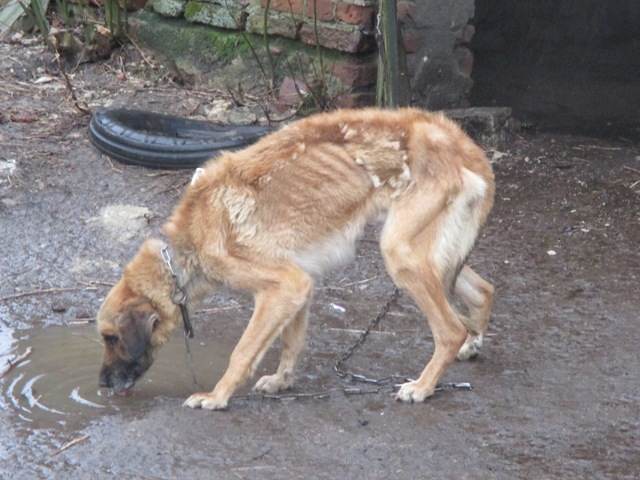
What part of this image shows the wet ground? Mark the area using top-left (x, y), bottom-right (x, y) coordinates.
top-left (1, 38), bottom-right (640, 479)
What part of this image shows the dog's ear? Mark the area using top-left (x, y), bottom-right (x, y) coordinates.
top-left (117, 310), bottom-right (159, 360)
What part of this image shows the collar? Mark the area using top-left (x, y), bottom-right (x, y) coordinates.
top-left (160, 245), bottom-right (194, 338)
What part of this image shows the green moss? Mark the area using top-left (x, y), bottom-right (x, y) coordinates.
top-left (204, 29), bottom-right (249, 61)
top-left (183, 1), bottom-right (203, 18)
top-left (128, 10), bottom-right (357, 96)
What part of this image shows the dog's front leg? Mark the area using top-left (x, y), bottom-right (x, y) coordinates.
top-left (184, 263), bottom-right (313, 410)
top-left (253, 304), bottom-right (309, 394)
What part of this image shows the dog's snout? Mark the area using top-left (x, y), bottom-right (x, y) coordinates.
top-left (99, 367), bottom-right (113, 388)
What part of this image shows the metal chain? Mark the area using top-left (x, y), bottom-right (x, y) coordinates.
top-left (334, 287), bottom-right (401, 385)
top-left (333, 287), bottom-right (473, 393)
top-left (183, 334), bottom-right (203, 389)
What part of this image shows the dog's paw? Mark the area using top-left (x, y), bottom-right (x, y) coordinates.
top-left (253, 373), bottom-right (291, 394)
top-left (183, 392), bottom-right (228, 410)
top-left (457, 334), bottom-right (483, 361)
top-left (395, 381), bottom-right (433, 403)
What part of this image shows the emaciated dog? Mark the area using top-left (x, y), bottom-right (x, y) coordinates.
top-left (97, 108), bottom-right (495, 410)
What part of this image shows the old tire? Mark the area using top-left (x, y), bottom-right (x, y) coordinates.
top-left (88, 108), bottom-right (271, 169)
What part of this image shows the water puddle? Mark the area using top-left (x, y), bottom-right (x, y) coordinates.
top-left (0, 322), bottom-right (232, 430)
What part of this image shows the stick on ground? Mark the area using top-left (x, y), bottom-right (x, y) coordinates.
top-left (0, 347), bottom-right (33, 378)
top-left (0, 286), bottom-right (99, 303)
top-left (51, 435), bottom-right (90, 457)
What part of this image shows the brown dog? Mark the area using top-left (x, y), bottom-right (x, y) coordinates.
top-left (97, 108), bottom-right (495, 409)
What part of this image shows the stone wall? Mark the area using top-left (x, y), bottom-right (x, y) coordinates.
top-left (149, 0), bottom-right (477, 108)
top-left (404, 0), bottom-right (476, 109)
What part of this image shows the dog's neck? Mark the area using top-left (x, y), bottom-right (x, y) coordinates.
top-left (122, 238), bottom-right (206, 344)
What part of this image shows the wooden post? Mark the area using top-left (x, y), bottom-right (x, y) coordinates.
top-left (376, 0), bottom-right (404, 108)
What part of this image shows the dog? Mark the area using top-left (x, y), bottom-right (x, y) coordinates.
top-left (97, 108), bottom-right (495, 410)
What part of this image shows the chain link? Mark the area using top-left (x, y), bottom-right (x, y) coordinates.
top-left (334, 287), bottom-right (402, 385)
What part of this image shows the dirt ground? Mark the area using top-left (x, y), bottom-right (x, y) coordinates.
top-left (1, 38), bottom-right (639, 479)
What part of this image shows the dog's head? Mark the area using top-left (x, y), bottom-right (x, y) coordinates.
top-left (97, 282), bottom-right (161, 395)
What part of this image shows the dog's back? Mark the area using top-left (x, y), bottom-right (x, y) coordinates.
top-left (166, 108), bottom-right (494, 278)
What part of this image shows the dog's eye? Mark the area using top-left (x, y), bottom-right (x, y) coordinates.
top-left (103, 334), bottom-right (118, 346)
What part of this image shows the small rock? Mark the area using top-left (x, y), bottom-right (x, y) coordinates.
top-left (330, 303), bottom-right (346, 313)
top-left (226, 108), bottom-right (258, 125)
top-left (0, 158), bottom-right (17, 175)
top-left (490, 150), bottom-right (507, 162)
top-left (547, 250), bottom-right (557, 256)
top-left (52, 303), bottom-right (68, 313)
top-left (90, 204), bottom-right (152, 243)
top-left (278, 77), bottom-right (309, 107)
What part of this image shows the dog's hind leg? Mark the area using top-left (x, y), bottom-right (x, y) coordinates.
top-left (381, 236), bottom-right (468, 403)
top-left (381, 170), bottom-right (490, 403)
top-left (253, 302), bottom-right (309, 394)
top-left (380, 200), bottom-right (466, 403)
top-left (454, 265), bottom-right (494, 360)
top-left (183, 259), bottom-right (312, 410)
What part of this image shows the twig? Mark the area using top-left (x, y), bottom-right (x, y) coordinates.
top-left (50, 434), bottom-right (90, 457)
top-left (221, 0), bottom-right (271, 95)
top-left (154, 179), bottom-right (190, 197)
top-left (249, 447), bottom-right (273, 462)
top-left (126, 33), bottom-right (153, 67)
top-left (195, 305), bottom-right (242, 314)
top-left (623, 165), bottom-right (640, 175)
top-left (188, 100), bottom-right (203, 117)
top-left (262, 0), bottom-right (276, 91)
top-left (80, 280), bottom-right (115, 288)
top-left (105, 156), bottom-right (124, 173)
top-left (67, 319), bottom-right (96, 325)
top-left (572, 145), bottom-right (622, 151)
top-left (54, 52), bottom-right (91, 115)
top-left (340, 275), bottom-right (379, 288)
top-left (0, 286), bottom-right (99, 303)
top-left (0, 347), bottom-right (33, 378)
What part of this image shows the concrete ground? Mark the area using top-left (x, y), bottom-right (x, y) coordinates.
top-left (1, 39), bottom-right (639, 479)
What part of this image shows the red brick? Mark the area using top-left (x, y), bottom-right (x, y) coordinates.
top-left (261, 0), bottom-right (304, 15)
top-left (331, 59), bottom-right (377, 87)
top-left (305, 0), bottom-right (334, 22)
top-left (300, 22), bottom-right (374, 53)
top-left (335, 3), bottom-right (374, 28)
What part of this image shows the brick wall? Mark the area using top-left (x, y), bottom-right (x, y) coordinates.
top-left (151, 0), bottom-right (476, 108)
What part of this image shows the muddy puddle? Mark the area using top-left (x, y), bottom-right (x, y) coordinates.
top-left (0, 322), bottom-right (232, 431)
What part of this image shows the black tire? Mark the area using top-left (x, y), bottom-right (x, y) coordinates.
top-left (88, 108), bottom-right (271, 169)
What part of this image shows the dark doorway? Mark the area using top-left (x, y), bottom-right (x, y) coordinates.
top-left (471, 1), bottom-right (640, 138)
